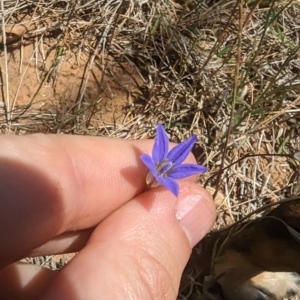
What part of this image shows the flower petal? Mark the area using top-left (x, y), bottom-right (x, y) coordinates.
top-left (156, 176), bottom-right (179, 197)
top-left (152, 124), bottom-right (169, 164)
top-left (169, 163), bottom-right (208, 179)
top-left (140, 154), bottom-right (157, 177)
top-left (167, 135), bottom-right (197, 165)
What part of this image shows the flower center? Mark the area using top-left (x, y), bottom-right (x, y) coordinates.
top-left (156, 159), bottom-right (173, 177)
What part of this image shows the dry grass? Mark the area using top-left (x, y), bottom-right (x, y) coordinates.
top-left (1, 0), bottom-right (300, 298)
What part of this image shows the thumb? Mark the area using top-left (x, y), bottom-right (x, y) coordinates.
top-left (41, 181), bottom-right (216, 300)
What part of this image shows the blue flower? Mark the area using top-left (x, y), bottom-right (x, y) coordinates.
top-left (140, 124), bottom-right (208, 197)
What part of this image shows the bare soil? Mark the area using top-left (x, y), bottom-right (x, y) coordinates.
top-left (0, 34), bottom-right (144, 132)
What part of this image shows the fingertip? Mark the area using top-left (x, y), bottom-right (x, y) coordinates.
top-left (176, 182), bottom-right (216, 247)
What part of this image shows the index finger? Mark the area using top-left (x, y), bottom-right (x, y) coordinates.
top-left (0, 134), bottom-right (198, 265)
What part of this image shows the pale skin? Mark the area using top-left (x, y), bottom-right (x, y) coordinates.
top-left (0, 134), bottom-right (216, 300)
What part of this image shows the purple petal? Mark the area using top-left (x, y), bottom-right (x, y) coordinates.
top-left (152, 124), bottom-right (169, 164)
top-left (169, 164), bottom-right (208, 179)
top-left (156, 176), bottom-right (179, 197)
top-left (167, 135), bottom-right (197, 165)
top-left (140, 154), bottom-right (157, 177)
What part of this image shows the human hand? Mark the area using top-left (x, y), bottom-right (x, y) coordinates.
top-left (0, 134), bottom-right (216, 299)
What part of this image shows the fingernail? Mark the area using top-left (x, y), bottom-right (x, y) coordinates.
top-left (176, 186), bottom-right (215, 247)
